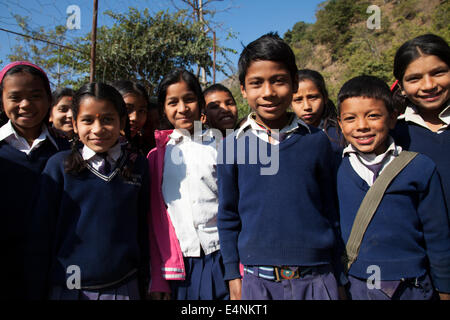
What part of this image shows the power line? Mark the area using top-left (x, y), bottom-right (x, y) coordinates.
top-left (0, 26), bottom-right (87, 55)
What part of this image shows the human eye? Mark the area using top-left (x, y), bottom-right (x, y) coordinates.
top-left (8, 95), bottom-right (21, 102)
top-left (433, 68), bottom-right (449, 76)
top-left (206, 102), bottom-right (219, 109)
top-left (343, 115), bottom-right (355, 122)
top-left (248, 79), bottom-right (262, 87)
top-left (80, 117), bottom-right (93, 124)
top-left (404, 74), bottom-right (421, 83)
top-left (226, 99), bottom-right (236, 106)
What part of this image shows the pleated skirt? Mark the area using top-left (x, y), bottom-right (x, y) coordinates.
top-left (169, 250), bottom-right (229, 300)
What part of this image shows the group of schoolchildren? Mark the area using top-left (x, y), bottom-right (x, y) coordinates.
top-left (0, 31), bottom-right (449, 301)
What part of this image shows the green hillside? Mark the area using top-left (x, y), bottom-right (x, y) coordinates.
top-left (230, 0), bottom-right (449, 118)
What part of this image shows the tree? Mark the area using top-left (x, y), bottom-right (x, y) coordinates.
top-left (170, 0), bottom-right (237, 84)
top-left (8, 7), bottom-right (235, 93)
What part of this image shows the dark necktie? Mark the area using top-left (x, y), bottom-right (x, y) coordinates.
top-left (366, 162), bottom-right (384, 183)
top-left (98, 152), bottom-right (112, 175)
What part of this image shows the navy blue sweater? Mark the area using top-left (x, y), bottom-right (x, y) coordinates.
top-left (0, 138), bottom-right (67, 299)
top-left (27, 148), bottom-right (150, 298)
top-left (217, 127), bottom-right (344, 281)
top-left (338, 154), bottom-right (450, 292)
top-left (392, 120), bottom-right (450, 219)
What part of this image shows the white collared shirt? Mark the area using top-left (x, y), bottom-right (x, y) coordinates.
top-left (162, 128), bottom-right (220, 257)
top-left (80, 142), bottom-right (123, 171)
top-left (235, 112), bottom-right (310, 145)
top-left (0, 120), bottom-right (58, 154)
top-left (398, 103), bottom-right (450, 134)
top-left (343, 137), bottom-right (402, 187)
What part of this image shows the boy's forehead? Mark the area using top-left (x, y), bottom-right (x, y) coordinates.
top-left (245, 60), bottom-right (291, 79)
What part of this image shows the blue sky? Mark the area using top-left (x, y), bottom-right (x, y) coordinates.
top-left (0, 0), bottom-right (324, 83)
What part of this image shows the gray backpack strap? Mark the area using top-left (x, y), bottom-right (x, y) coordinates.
top-left (343, 151), bottom-right (419, 272)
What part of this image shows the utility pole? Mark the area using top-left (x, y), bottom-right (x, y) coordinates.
top-left (199, 0), bottom-right (207, 85)
top-left (90, 0), bottom-right (99, 82)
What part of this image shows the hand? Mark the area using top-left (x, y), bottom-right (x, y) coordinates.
top-left (439, 292), bottom-right (450, 300)
top-left (149, 292), bottom-right (171, 300)
top-left (228, 278), bottom-right (242, 300)
top-left (338, 286), bottom-right (348, 300)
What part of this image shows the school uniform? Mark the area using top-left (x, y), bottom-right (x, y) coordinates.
top-left (217, 113), bottom-right (345, 300)
top-left (0, 121), bottom-right (67, 300)
top-left (337, 138), bottom-right (450, 300)
top-left (391, 104), bottom-right (450, 219)
top-left (147, 128), bottom-right (228, 300)
top-left (27, 142), bottom-right (150, 300)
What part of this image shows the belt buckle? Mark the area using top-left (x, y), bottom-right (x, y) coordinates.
top-left (274, 266), bottom-right (298, 281)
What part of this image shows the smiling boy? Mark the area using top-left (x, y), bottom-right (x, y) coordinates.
top-left (337, 75), bottom-right (450, 300)
top-left (217, 32), bottom-right (346, 300)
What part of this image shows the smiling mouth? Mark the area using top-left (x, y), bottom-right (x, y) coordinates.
top-left (354, 135), bottom-right (375, 144)
top-left (419, 91), bottom-right (444, 101)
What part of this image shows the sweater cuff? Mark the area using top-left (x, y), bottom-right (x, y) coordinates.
top-left (433, 276), bottom-right (450, 294)
top-left (224, 262), bottom-right (242, 281)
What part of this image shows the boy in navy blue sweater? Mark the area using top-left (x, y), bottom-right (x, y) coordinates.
top-left (217, 32), bottom-right (345, 300)
top-left (337, 76), bottom-right (450, 300)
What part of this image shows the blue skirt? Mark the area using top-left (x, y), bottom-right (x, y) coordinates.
top-left (169, 250), bottom-right (229, 300)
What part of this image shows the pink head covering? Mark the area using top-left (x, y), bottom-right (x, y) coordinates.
top-left (0, 61), bottom-right (51, 94)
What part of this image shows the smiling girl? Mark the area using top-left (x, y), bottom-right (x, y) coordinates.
top-left (49, 87), bottom-right (75, 139)
top-left (28, 82), bottom-right (150, 300)
top-left (391, 34), bottom-right (450, 219)
top-left (147, 69), bottom-right (228, 300)
top-left (0, 61), bottom-right (68, 299)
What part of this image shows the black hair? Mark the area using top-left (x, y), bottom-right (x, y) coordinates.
top-left (297, 69), bottom-right (337, 127)
top-left (52, 87), bottom-right (75, 107)
top-left (111, 80), bottom-right (150, 110)
top-left (393, 34), bottom-right (450, 113)
top-left (156, 68), bottom-right (205, 130)
top-left (337, 75), bottom-right (395, 115)
top-left (0, 64), bottom-right (52, 125)
top-left (65, 82), bottom-right (132, 176)
top-left (238, 32), bottom-right (298, 88)
top-left (394, 34), bottom-right (450, 82)
top-left (203, 83), bottom-right (236, 105)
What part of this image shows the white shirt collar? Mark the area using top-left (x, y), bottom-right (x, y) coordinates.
top-left (81, 141), bottom-right (122, 162)
top-left (398, 103), bottom-right (450, 130)
top-left (0, 120), bottom-right (59, 150)
top-left (169, 127), bottom-right (217, 144)
top-left (236, 112), bottom-right (310, 139)
top-left (343, 136), bottom-right (401, 164)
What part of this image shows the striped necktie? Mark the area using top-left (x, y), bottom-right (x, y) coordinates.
top-left (98, 152), bottom-right (112, 175)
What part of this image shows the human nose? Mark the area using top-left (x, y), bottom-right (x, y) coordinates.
top-left (177, 101), bottom-right (189, 113)
top-left (129, 110), bottom-right (137, 122)
top-left (262, 82), bottom-right (275, 98)
top-left (302, 99), bottom-right (312, 111)
top-left (356, 117), bottom-right (369, 130)
top-left (91, 120), bottom-right (104, 134)
top-left (19, 98), bottom-right (31, 109)
top-left (66, 109), bottom-right (73, 120)
top-left (421, 75), bottom-right (436, 91)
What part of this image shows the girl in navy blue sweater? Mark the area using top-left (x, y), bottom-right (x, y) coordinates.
top-left (391, 34), bottom-right (450, 219)
top-left (28, 82), bottom-right (150, 300)
top-left (337, 76), bottom-right (450, 300)
top-left (291, 69), bottom-right (344, 159)
top-left (0, 61), bottom-right (68, 299)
